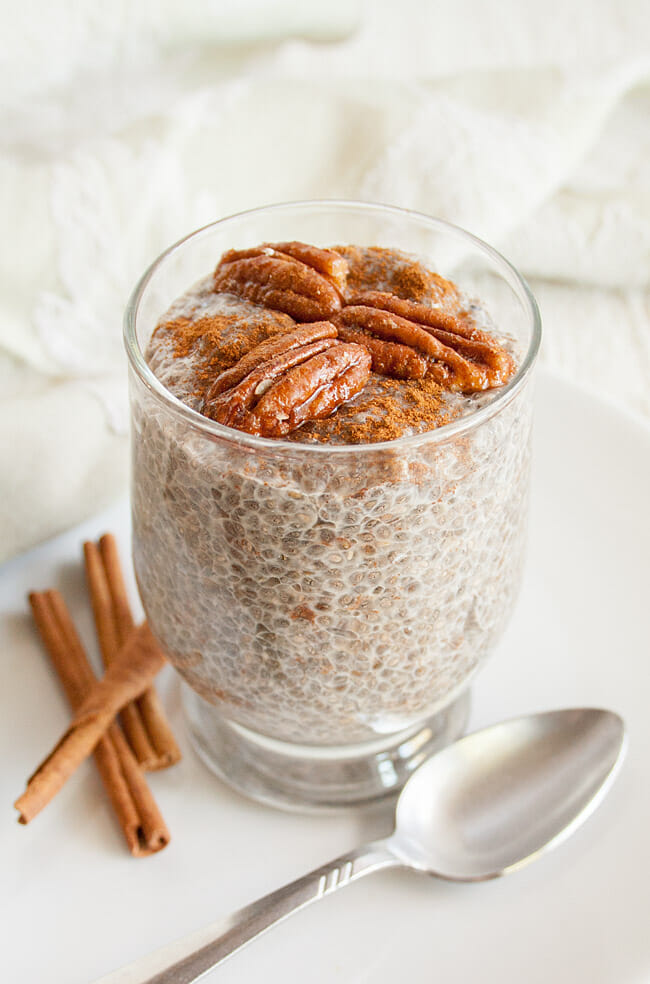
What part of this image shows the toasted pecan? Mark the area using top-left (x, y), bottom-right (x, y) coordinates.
top-left (204, 322), bottom-right (338, 401)
top-left (336, 325), bottom-right (427, 380)
top-left (213, 242), bottom-right (347, 321)
top-left (338, 292), bottom-right (516, 391)
top-left (203, 324), bottom-right (371, 437)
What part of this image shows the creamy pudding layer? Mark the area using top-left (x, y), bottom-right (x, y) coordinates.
top-left (134, 243), bottom-right (531, 744)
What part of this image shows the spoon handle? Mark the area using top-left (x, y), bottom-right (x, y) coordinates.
top-left (91, 838), bottom-right (399, 984)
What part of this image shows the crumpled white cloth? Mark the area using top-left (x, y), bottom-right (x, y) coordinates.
top-left (1, 0), bottom-right (649, 562)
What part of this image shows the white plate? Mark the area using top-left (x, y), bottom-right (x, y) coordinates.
top-left (2, 371), bottom-right (649, 984)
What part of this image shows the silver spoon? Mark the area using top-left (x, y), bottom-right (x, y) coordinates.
top-left (94, 707), bottom-right (625, 984)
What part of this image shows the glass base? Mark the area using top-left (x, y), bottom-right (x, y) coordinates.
top-left (182, 684), bottom-right (471, 812)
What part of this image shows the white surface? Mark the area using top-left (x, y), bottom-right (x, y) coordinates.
top-left (2, 371), bottom-right (650, 984)
top-left (1, 0), bottom-right (649, 561)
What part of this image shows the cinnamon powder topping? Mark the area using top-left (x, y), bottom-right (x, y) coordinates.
top-left (335, 245), bottom-right (460, 307)
top-left (151, 307), bottom-right (294, 404)
top-left (294, 375), bottom-right (453, 445)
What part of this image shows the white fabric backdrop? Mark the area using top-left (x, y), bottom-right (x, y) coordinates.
top-left (1, 0), bottom-right (649, 561)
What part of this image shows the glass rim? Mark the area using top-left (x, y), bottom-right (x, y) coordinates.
top-left (124, 199), bottom-right (541, 454)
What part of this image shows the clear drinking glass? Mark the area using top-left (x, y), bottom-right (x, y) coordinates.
top-left (124, 201), bottom-right (541, 809)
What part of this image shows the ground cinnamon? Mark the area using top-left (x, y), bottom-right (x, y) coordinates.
top-left (16, 591), bottom-right (169, 855)
top-left (294, 375), bottom-right (452, 444)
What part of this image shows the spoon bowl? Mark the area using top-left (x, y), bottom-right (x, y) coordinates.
top-left (390, 707), bottom-right (625, 880)
top-left (93, 708), bottom-right (625, 984)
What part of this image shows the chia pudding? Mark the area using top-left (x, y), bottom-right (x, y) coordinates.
top-left (131, 239), bottom-right (533, 747)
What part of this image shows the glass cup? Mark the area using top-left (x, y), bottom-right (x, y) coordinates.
top-left (124, 201), bottom-right (541, 809)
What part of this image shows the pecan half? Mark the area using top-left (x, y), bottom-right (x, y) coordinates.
top-left (335, 325), bottom-right (427, 380)
top-left (337, 291), bottom-right (516, 392)
top-left (269, 242), bottom-right (347, 294)
top-left (213, 242), bottom-right (347, 321)
top-left (203, 324), bottom-right (371, 437)
top-left (204, 321), bottom-right (338, 402)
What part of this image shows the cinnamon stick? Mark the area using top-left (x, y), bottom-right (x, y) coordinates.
top-left (16, 591), bottom-right (169, 855)
top-left (98, 534), bottom-right (181, 769)
top-left (84, 540), bottom-right (158, 768)
top-left (14, 612), bottom-right (165, 828)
